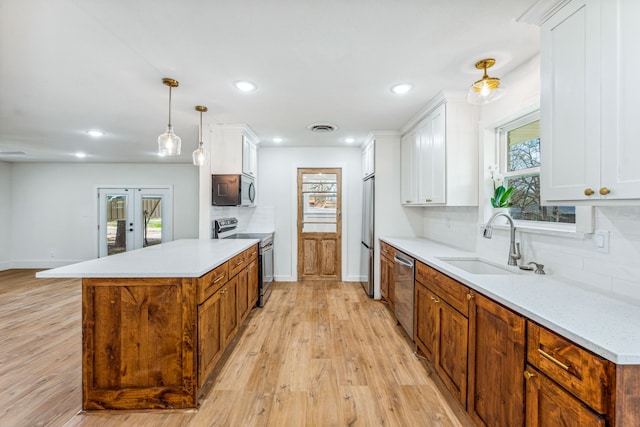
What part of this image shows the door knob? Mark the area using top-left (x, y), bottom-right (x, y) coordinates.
top-left (599, 187), bottom-right (611, 195)
top-left (584, 188), bottom-right (595, 196)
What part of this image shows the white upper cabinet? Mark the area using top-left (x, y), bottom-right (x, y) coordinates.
top-left (210, 125), bottom-right (259, 177)
top-left (361, 137), bottom-right (375, 178)
top-left (401, 95), bottom-right (478, 206)
top-left (540, 0), bottom-right (640, 203)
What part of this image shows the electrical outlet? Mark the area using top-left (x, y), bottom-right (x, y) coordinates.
top-left (593, 230), bottom-right (610, 254)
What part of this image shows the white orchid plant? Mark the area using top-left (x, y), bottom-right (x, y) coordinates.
top-left (488, 164), bottom-right (514, 208)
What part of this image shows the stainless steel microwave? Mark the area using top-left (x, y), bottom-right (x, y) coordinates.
top-left (211, 174), bottom-right (256, 206)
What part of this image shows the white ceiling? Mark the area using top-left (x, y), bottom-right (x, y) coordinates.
top-left (0, 0), bottom-right (540, 163)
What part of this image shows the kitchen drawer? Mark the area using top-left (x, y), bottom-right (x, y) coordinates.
top-left (416, 261), bottom-right (470, 317)
top-left (198, 262), bottom-right (228, 303)
top-left (380, 241), bottom-right (394, 260)
top-left (246, 244), bottom-right (258, 262)
top-left (527, 322), bottom-right (612, 414)
top-left (228, 249), bottom-right (249, 278)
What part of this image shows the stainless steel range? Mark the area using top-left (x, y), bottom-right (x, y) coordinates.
top-left (213, 218), bottom-right (274, 307)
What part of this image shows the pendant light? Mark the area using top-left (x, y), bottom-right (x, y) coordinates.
top-left (158, 78), bottom-right (182, 156)
top-left (467, 58), bottom-right (506, 105)
top-left (192, 105), bottom-right (209, 166)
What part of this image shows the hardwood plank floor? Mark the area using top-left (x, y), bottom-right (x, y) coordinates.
top-left (0, 270), bottom-right (473, 427)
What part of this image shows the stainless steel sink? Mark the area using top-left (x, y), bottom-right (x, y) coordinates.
top-left (436, 257), bottom-right (518, 275)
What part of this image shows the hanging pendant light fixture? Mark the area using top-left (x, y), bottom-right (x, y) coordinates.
top-left (158, 78), bottom-right (182, 156)
top-left (192, 105), bottom-right (209, 166)
top-left (467, 58), bottom-right (506, 105)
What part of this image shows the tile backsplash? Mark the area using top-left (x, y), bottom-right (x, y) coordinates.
top-left (422, 206), bottom-right (640, 304)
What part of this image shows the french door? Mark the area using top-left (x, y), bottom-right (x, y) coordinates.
top-left (297, 168), bottom-right (342, 281)
top-left (98, 187), bottom-right (173, 257)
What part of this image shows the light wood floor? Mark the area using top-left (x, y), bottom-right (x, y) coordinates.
top-left (1, 270), bottom-right (473, 427)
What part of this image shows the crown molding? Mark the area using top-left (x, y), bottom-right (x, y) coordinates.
top-left (518, 0), bottom-right (571, 26)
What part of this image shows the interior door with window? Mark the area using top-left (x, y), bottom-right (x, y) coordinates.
top-left (297, 168), bottom-right (342, 281)
top-left (98, 187), bottom-right (173, 257)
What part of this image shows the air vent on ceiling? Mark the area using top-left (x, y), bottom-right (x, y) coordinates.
top-left (307, 123), bottom-right (337, 133)
top-left (0, 151), bottom-right (26, 156)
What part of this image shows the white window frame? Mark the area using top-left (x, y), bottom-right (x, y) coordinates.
top-left (493, 110), bottom-right (593, 237)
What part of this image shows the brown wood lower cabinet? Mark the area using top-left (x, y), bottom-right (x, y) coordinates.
top-left (467, 292), bottom-right (526, 427)
top-left (380, 253), bottom-right (393, 305)
top-left (414, 262), bottom-right (469, 407)
top-left (524, 365), bottom-right (605, 427)
top-left (82, 244), bottom-right (259, 410)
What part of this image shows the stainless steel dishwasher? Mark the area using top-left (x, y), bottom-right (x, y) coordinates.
top-left (393, 249), bottom-right (415, 339)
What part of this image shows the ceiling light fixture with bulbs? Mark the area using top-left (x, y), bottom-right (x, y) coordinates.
top-left (192, 105), bottom-right (209, 167)
top-left (467, 58), bottom-right (506, 105)
top-left (158, 78), bottom-right (182, 156)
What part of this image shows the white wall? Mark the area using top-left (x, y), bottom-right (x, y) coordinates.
top-left (0, 161), bottom-right (11, 269)
top-left (257, 146), bottom-right (362, 282)
top-left (421, 54), bottom-right (640, 303)
top-left (8, 163), bottom-right (199, 268)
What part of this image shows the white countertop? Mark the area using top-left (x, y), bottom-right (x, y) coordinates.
top-left (382, 237), bottom-right (640, 365)
top-left (36, 239), bottom-right (259, 279)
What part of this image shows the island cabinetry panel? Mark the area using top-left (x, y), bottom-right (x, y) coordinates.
top-left (247, 258), bottom-right (259, 309)
top-left (197, 288), bottom-right (223, 388)
top-left (82, 277), bottom-right (196, 410)
top-left (221, 275), bottom-right (238, 345)
top-left (468, 293), bottom-right (525, 427)
top-left (198, 262), bottom-right (228, 304)
top-left (414, 261), bottom-right (469, 407)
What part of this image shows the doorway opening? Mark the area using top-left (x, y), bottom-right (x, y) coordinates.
top-left (297, 168), bottom-right (342, 281)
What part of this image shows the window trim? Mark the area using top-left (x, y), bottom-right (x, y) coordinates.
top-left (487, 108), bottom-right (594, 236)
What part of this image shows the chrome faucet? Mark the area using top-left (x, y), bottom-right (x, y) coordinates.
top-left (483, 212), bottom-right (521, 266)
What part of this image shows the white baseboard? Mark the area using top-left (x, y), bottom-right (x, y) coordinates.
top-left (10, 259), bottom-right (85, 269)
top-left (0, 260), bottom-right (12, 271)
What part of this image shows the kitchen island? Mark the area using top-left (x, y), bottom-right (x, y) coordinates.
top-left (37, 239), bottom-right (260, 410)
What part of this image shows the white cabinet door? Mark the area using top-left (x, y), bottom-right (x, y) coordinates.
top-left (600, 0), bottom-right (640, 199)
top-left (540, 0), bottom-right (601, 203)
top-left (418, 104), bottom-right (445, 204)
top-left (401, 130), bottom-right (419, 204)
top-left (242, 136), bottom-right (257, 177)
top-left (361, 139), bottom-right (374, 178)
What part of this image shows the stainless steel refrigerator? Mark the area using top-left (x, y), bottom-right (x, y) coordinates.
top-left (360, 175), bottom-right (374, 297)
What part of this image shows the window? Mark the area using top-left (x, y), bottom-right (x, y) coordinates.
top-left (498, 112), bottom-right (575, 224)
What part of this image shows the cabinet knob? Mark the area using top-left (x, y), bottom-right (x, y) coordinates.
top-left (584, 188), bottom-right (595, 196)
top-left (599, 187), bottom-right (611, 195)
top-left (523, 370), bottom-right (536, 380)
top-left (467, 293), bottom-right (474, 301)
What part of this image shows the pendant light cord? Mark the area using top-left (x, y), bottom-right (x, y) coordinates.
top-left (168, 86), bottom-right (172, 127)
top-left (199, 110), bottom-right (203, 147)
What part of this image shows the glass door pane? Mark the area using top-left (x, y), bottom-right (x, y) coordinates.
top-left (141, 196), bottom-right (162, 248)
top-left (98, 189), bottom-right (134, 257)
top-left (300, 173), bottom-right (338, 233)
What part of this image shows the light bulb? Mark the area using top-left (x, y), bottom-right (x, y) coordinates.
top-left (158, 125), bottom-right (182, 156)
top-left (480, 81), bottom-right (491, 97)
top-left (192, 146), bottom-right (209, 166)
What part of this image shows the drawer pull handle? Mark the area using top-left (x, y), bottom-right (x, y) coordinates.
top-left (538, 349), bottom-right (571, 371)
top-left (523, 370), bottom-right (536, 380)
top-left (213, 275), bottom-right (225, 284)
top-left (235, 260), bottom-right (244, 267)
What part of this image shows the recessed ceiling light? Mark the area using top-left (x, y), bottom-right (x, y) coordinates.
top-left (391, 83), bottom-right (413, 95)
top-left (234, 80), bottom-right (257, 92)
top-left (273, 137), bottom-right (283, 143)
top-left (75, 152), bottom-right (87, 158)
top-left (345, 137), bottom-right (355, 143)
top-left (87, 130), bottom-right (104, 137)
